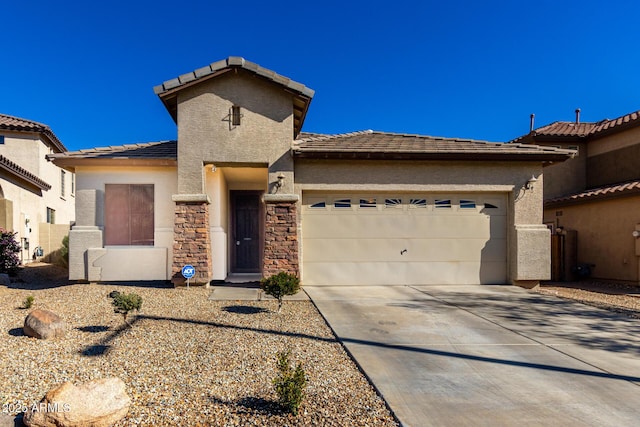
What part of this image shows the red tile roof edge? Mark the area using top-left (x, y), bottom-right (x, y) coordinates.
top-left (545, 180), bottom-right (640, 208)
top-left (0, 155), bottom-right (51, 190)
top-left (0, 113), bottom-right (67, 153)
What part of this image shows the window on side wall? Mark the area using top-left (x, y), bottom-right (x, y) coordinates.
top-left (60, 170), bottom-right (66, 198)
top-left (46, 208), bottom-right (55, 224)
top-left (105, 184), bottom-right (154, 245)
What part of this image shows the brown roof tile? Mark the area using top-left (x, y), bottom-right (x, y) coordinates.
top-left (511, 109), bottom-right (640, 143)
top-left (294, 130), bottom-right (575, 161)
top-left (47, 141), bottom-right (177, 168)
top-left (0, 155), bottom-right (51, 190)
top-left (0, 113), bottom-right (67, 153)
top-left (545, 180), bottom-right (640, 207)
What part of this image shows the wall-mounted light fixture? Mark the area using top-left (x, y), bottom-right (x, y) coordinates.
top-left (525, 175), bottom-right (538, 191)
top-left (275, 173), bottom-right (286, 190)
top-left (211, 164), bottom-right (217, 173)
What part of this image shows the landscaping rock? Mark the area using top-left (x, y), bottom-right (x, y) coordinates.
top-left (22, 377), bottom-right (130, 427)
top-left (23, 309), bottom-right (66, 340)
top-left (0, 413), bottom-right (17, 427)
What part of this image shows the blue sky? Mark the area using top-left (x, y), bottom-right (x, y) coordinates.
top-left (3, 0), bottom-right (640, 151)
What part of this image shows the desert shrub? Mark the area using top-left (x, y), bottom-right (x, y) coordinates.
top-left (260, 272), bottom-right (300, 313)
top-left (0, 229), bottom-right (21, 276)
top-left (273, 350), bottom-right (306, 415)
top-left (22, 295), bottom-right (34, 309)
top-left (58, 235), bottom-right (69, 268)
top-left (109, 291), bottom-right (142, 327)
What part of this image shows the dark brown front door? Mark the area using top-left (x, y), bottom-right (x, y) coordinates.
top-left (232, 191), bottom-right (261, 272)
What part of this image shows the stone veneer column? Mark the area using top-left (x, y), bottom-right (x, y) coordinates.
top-left (171, 195), bottom-right (212, 286)
top-left (263, 194), bottom-right (299, 278)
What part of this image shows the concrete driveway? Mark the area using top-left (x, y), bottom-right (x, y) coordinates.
top-left (305, 285), bottom-right (640, 427)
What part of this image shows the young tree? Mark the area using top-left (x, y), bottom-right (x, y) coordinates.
top-left (260, 272), bottom-right (300, 313)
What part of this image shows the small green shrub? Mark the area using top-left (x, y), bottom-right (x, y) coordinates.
top-left (109, 291), bottom-right (143, 327)
top-left (0, 229), bottom-right (21, 276)
top-left (58, 235), bottom-right (69, 268)
top-left (22, 295), bottom-right (34, 309)
top-left (273, 350), bottom-right (306, 415)
top-left (260, 272), bottom-right (300, 313)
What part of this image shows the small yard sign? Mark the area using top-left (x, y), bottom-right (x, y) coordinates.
top-left (182, 264), bottom-right (195, 287)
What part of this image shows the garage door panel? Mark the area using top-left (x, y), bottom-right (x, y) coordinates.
top-left (302, 193), bottom-right (508, 285)
top-left (304, 213), bottom-right (504, 240)
top-left (304, 238), bottom-right (502, 262)
top-left (303, 261), bottom-right (507, 286)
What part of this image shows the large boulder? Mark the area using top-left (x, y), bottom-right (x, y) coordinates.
top-left (23, 309), bottom-right (66, 339)
top-left (23, 377), bottom-right (130, 427)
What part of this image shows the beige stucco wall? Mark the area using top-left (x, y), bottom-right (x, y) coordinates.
top-left (295, 159), bottom-right (548, 286)
top-left (544, 196), bottom-right (640, 283)
top-left (587, 126), bottom-right (640, 157)
top-left (176, 71), bottom-right (294, 196)
top-left (538, 142), bottom-right (587, 199)
top-left (69, 165), bottom-right (177, 281)
top-left (0, 131), bottom-right (75, 262)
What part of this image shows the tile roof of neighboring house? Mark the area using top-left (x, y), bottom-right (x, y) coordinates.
top-left (47, 140), bottom-right (177, 169)
top-left (0, 155), bottom-right (51, 190)
top-left (545, 180), bottom-right (640, 208)
top-left (294, 130), bottom-right (575, 161)
top-left (0, 113), bottom-right (67, 153)
top-left (511, 110), bottom-right (640, 143)
top-left (154, 57), bottom-right (315, 138)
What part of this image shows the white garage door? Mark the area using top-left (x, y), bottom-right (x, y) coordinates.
top-left (301, 193), bottom-right (507, 285)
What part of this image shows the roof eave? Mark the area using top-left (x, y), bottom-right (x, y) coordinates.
top-left (545, 186), bottom-right (640, 209)
top-left (49, 157), bottom-right (177, 170)
top-left (0, 156), bottom-right (51, 190)
top-left (292, 150), bottom-right (573, 162)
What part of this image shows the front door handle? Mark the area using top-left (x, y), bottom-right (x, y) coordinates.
top-left (236, 241), bottom-right (240, 246)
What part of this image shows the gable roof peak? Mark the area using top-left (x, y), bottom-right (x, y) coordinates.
top-left (154, 57), bottom-right (314, 138)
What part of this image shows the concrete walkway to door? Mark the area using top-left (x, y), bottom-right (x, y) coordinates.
top-left (305, 285), bottom-right (640, 427)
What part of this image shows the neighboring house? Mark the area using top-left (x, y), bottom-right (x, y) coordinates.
top-left (513, 109), bottom-right (640, 284)
top-left (49, 57), bottom-right (573, 287)
top-left (0, 114), bottom-right (75, 263)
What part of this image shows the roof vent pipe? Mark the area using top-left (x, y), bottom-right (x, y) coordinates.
top-left (575, 108), bottom-right (581, 124)
top-left (529, 114), bottom-right (535, 132)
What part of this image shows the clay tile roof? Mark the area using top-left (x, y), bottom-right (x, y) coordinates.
top-left (294, 130), bottom-right (575, 161)
top-left (511, 109), bottom-right (640, 143)
top-left (0, 155), bottom-right (51, 190)
top-left (47, 140), bottom-right (177, 168)
top-left (0, 113), bottom-right (67, 153)
top-left (545, 180), bottom-right (640, 208)
top-left (154, 57), bottom-right (314, 138)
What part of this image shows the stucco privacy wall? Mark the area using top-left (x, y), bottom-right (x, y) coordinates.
top-left (544, 196), bottom-right (640, 283)
top-left (295, 159), bottom-right (548, 286)
top-left (68, 166), bottom-right (176, 281)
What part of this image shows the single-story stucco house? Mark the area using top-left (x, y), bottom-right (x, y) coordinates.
top-left (49, 57), bottom-right (574, 288)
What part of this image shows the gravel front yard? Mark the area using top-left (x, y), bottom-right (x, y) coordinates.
top-left (0, 264), bottom-right (397, 426)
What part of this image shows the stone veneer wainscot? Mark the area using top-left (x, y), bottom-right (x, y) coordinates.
top-left (172, 196), bottom-right (212, 286)
top-left (263, 194), bottom-right (299, 277)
